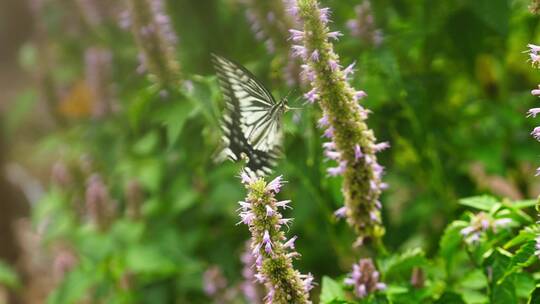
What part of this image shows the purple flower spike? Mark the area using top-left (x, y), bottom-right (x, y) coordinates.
top-left (318, 115), bottom-right (329, 127)
top-left (292, 0), bottom-right (388, 243)
top-left (345, 259), bottom-right (386, 299)
top-left (238, 173), bottom-right (312, 303)
top-left (323, 127), bottom-right (334, 138)
top-left (304, 87), bottom-right (319, 103)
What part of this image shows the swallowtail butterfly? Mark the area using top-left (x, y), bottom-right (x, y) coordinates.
top-left (212, 54), bottom-right (287, 176)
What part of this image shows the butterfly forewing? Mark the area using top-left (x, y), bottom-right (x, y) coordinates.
top-left (212, 55), bottom-right (283, 176)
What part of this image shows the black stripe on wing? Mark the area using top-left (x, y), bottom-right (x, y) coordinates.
top-left (212, 54), bottom-right (281, 176)
top-left (212, 55), bottom-right (283, 152)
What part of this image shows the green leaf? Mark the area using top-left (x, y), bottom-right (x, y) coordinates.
top-left (435, 292), bottom-right (466, 304)
top-left (459, 196), bottom-right (499, 211)
top-left (439, 220), bottom-right (467, 274)
top-left (460, 270), bottom-right (487, 290)
top-left (460, 289), bottom-right (488, 304)
top-left (172, 189), bottom-right (198, 214)
top-left (185, 75), bottom-right (220, 127)
top-left (488, 249), bottom-right (517, 304)
top-left (0, 260), bottom-right (20, 289)
top-left (498, 240), bottom-right (537, 284)
top-left (381, 248), bottom-right (427, 280)
top-left (512, 200), bottom-right (537, 210)
top-left (468, 0), bottom-right (509, 35)
top-left (320, 276), bottom-right (346, 304)
top-left (125, 245), bottom-right (177, 275)
top-left (504, 228), bottom-right (536, 249)
top-left (133, 131), bottom-right (160, 155)
top-left (515, 272), bottom-right (535, 299)
top-left (5, 90), bottom-right (38, 138)
top-left (528, 285), bottom-right (540, 304)
top-left (154, 100), bottom-right (194, 146)
top-left (128, 86), bottom-right (158, 129)
top-left (47, 266), bottom-right (95, 304)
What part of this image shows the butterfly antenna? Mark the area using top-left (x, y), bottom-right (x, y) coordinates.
top-left (283, 89), bottom-right (304, 111)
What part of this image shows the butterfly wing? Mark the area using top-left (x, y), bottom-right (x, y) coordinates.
top-left (212, 55), bottom-right (282, 176)
top-left (212, 55), bottom-right (283, 152)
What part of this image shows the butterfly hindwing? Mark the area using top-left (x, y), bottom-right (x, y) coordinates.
top-left (212, 54), bottom-right (283, 176)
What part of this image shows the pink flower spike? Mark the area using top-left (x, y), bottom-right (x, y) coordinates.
top-left (303, 273), bottom-right (315, 292)
top-left (325, 150), bottom-right (341, 160)
top-left (275, 200), bottom-right (292, 209)
top-left (527, 108), bottom-right (540, 117)
top-left (279, 218), bottom-right (293, 228)
top-left (376, 283), bottom-right (387, 290)
top-left (528, 44), bottom-right (540, 54)
top-left (530, 53), bottom-right (540, 67)
top-left (318, 115), bottom-right (329, 127)
top-left (240, 170), bottom-right (254, 184)
top-left (267, 175), bottom-right (284, 193)
top-left (237, 201), bottom-right (251, 211)
top-left (283, 236), bottom-right (298, 249)
top-left (311, 50), bottom-right (320, 61)
top-left (304, 88), bottom-right (319, 103)
top-left (354, 144), bottom-right (363, 160)
top-left (327, 161), bottom-right (347, 176)
top-left (323, 127), bottom-right (334, 138)
top-left (353, 90), bottom-right (368, 101)
top-left (262, 230), bottom-right (272, 252)
top-left (328, 59), bottom-right (340, 71)
top-left (322, 141), bottom-right (336, 150)
top-left (531, 127), bottom-right (540, 140)
top-left (265, 205), bottom-right (275, 217)
top-left (327, 31), bottom-right (343, 40)
top-left (292, 45), bottom-right (307, 59)
top-left (319, 7), bottom-right (330, 24)
top-left (286, 1), bottom-right (299, 16)
top-left (289, 29), bottom-right (304, 42)
top-left (334, 206), bottom-right (347, 218)
top-left (374, 142), bottom-right (390, 152)
top-left (343, 62), bottom-right (356, 79)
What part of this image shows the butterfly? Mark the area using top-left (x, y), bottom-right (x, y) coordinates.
top-left (212, 54), bottom-right (288, 177)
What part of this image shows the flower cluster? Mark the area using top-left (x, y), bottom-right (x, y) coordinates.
top-left (346, 1), bottom-right (383, 47)
top-left (241, 0), bottom-right (293, 54)
top-left (288, 0), bottom-right (388, 244)
top-left (85, 47), bottom-right (114, 118)
top-left (203, 266), bottom-right (228, 298)
top-left (239, 172), bottom-right (312, 304)
top-left (51, 160), bottom-right (72, 187)
top-left (528, 44), bottom-right (540, 176)
top-left (126, 0), bottom-right (181, 88)
top-left (344, 258), bottom-right (386, 299)
top-left (75, 0), bottom-right (120, 28)
top-left (85, 174), bottom-right (115, 229)
top-left (240, 0), bottom-right (302, 87)
top-left (459, 212), bottom-right (512, 244)
top-left (240, 241), bottom-right (264, 303)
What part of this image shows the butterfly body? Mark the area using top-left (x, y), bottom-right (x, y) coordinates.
top-left (212, 55), bottom-right (285, 176)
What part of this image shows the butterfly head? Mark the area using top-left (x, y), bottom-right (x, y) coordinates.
top-left (281, 90), bottom-right (302, 112)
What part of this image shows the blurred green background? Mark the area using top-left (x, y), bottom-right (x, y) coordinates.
top-left (1, 0), bottom-right (540, 303)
